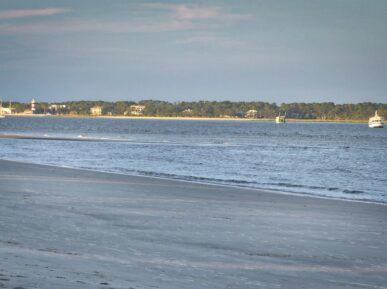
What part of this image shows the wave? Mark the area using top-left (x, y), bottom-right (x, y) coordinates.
top-left (0, 133), bottom-right (243, 147)
top-left (0, 134), bottom-right (123, 142)
top-left (112, 168), bottom-right (372, 200)
top-left (343, 189), bottom-right (365, 194)
top-left (262, 182), bottom-right (340, 192)
top-left (0, 134), bottom-right (179, 145)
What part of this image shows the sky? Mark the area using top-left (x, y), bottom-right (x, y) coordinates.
top-left (0, 0), bottom-right (386, 104)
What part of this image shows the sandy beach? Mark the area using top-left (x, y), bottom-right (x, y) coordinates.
top-left (0, 159), bottom-right (386, 289)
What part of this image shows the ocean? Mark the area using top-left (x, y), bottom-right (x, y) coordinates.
top-left (1, 116), bottom-right (386, 203)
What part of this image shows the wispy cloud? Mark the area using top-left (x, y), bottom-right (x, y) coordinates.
top-left (0, 8), bottom-right (69, 20)
top-left (0, 20), bottom-right (193, 34)
top-left (145, 3), bottom-right (250, 22)
top-left (173, 5), bottom-right (221, 20)
top-left (0, 3), bottom-right (250, 35)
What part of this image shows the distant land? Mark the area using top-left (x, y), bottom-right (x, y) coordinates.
top-left (1, 100), bottom-right (386, 121)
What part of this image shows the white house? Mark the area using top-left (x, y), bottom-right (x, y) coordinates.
top-left (90, 106), bottom-right (103, 116)
top-left (129, 105), bottom-right (146, 116)
top-left (245, 109), bottom-right (258, 118)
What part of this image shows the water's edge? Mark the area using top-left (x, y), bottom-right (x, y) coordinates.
top-left (2, 157), bottom-right (385, 206)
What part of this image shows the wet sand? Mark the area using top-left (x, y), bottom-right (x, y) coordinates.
top-left (0, 159), bottom-right (386, 289)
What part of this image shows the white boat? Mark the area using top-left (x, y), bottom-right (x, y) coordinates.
top-left (275, 113), bottom-right (286, 123)
top-left (0, 115), bottom-right (5, 118)
top-left (368, 111), bottom-right (384, 128)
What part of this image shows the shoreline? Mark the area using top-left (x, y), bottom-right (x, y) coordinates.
top-left (1, 159), bottom-right (386, 288)
top-left (5, 114), bottom-right (368, 123)
top-left (0, 158), bottom-right (385, 206)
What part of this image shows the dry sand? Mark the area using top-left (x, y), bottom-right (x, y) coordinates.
top-left (0, 160), bottom-right (386, 289)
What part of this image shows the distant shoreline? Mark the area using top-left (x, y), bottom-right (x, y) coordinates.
top-left (5, 114), bottom-right (368, 123)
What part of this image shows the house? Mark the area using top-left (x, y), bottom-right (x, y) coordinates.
top-left (48, 104), bottom-right (67, 114)
top-left (182, 108), bottom-right (193, 115)
top-left (0, 102), bottom-right (15, 115)
top-left (0, 106), bottom-right (14, 115)
top-left (245, 109), bottom-right (258, 118)
top-left (90, 106), bottom-right (102, 116)
top-left (49, 104), bottom-right (67, 111)
top-left (129, 105), bottom-right (146, 116)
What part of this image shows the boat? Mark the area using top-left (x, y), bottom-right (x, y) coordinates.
top-left (0, 115), bottom-right (4, 118)
top-left (368, 111), bottom-right (384, 128)
top-left (275, 113), bottom-right (286, 123)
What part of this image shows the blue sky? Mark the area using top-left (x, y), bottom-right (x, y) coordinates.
top-left (0, 0), bottom-right (386, 103)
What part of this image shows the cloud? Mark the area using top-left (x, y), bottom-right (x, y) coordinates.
top-left (173, 5), bottom-right (221, 20)
top-left (145, 3), bottom-right (250, 22)
top-left (0, 3), bottom-right (250, 35)
top-left (0, 8), bottom-right (69, 20)
top-left (0, 19), bottom-right (193, 34)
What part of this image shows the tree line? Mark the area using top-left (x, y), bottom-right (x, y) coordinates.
top-left (6, 100), bottom-right (387, 120)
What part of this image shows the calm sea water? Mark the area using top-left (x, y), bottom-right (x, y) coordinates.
top-left (1, 116), bottom-right (386, 203)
